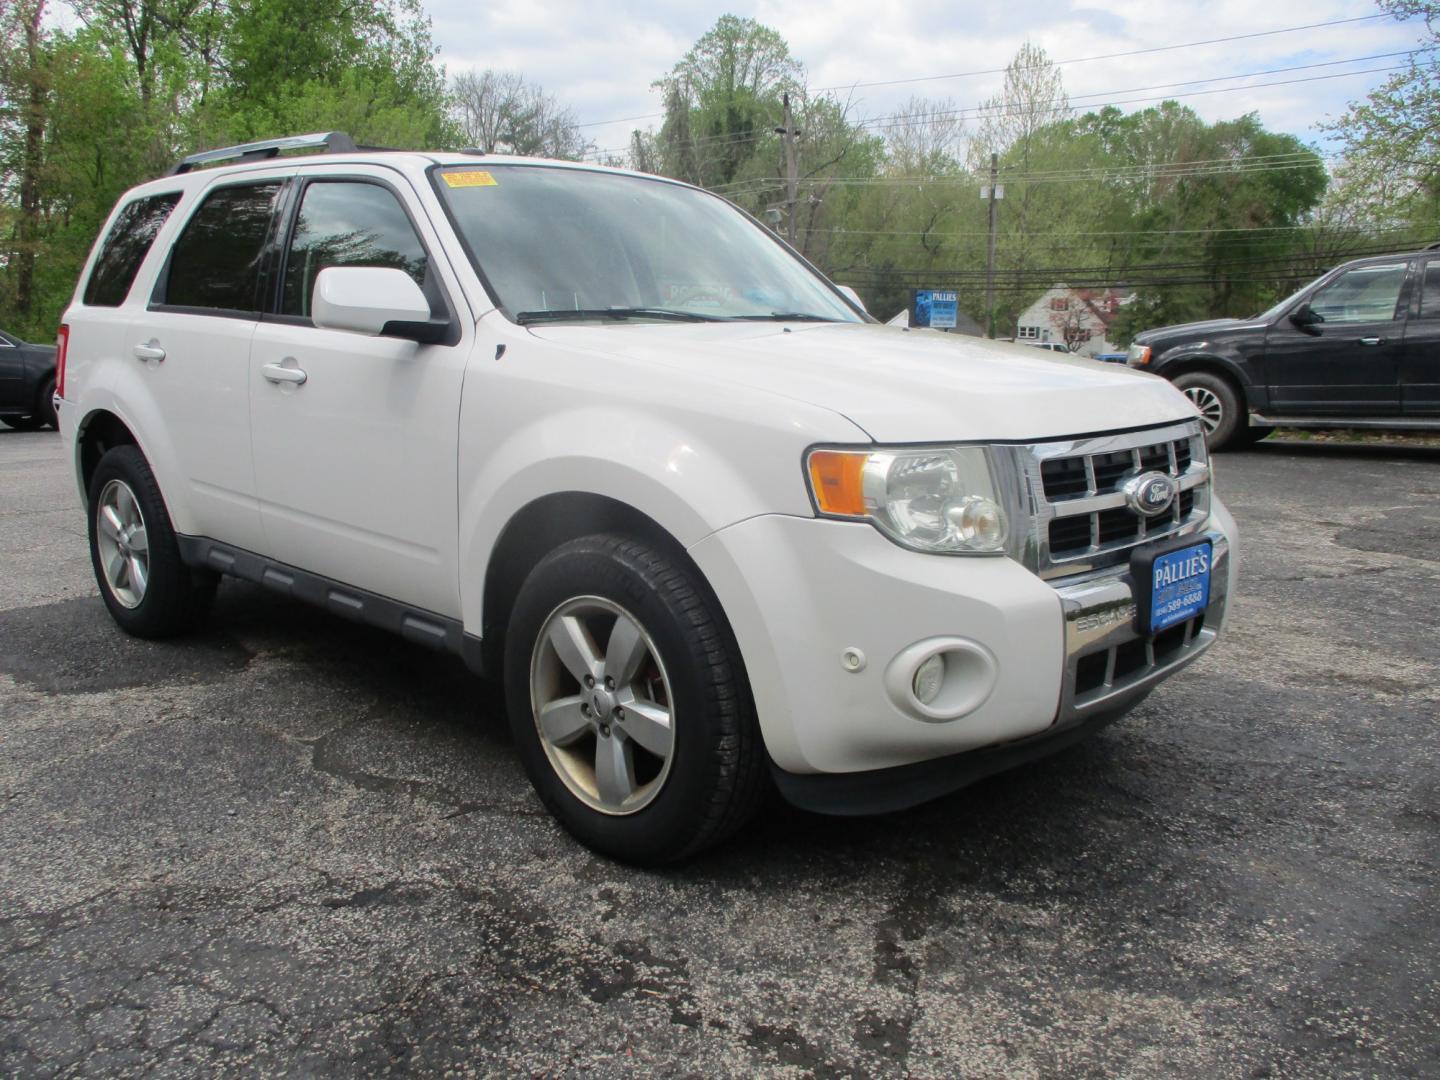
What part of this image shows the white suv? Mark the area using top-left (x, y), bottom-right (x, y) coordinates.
top-left (56, 133), bottom-right (1237, 863)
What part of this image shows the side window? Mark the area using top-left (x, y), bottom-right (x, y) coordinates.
top-left (280, 181), bottom-right (429, 318)
top-left (1418, 261), bottom-right (1440, 318)
top-left (84, 192), bottom-right (181, 307)
top-left (160, 182), bottom-right (282, 313)
top-left (1308, 262), bottom-right (1408, 325)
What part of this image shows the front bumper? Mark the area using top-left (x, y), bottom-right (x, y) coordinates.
top-left (688, 498), bottom-right (1236, 785)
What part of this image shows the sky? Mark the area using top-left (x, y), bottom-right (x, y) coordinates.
top-left (425, 0), bottom-right (1424, 157)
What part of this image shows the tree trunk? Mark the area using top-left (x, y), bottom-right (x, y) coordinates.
top-left (13, 0), bottom-right (47, 321)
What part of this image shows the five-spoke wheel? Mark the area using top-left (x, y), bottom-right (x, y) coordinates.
top-left (87, 445), bottom-right (215, 637)
top-left (505, 533), bottom-right (765, 864)
top-left (95, 478), bottom-right (150, 609)
top-left (531, 597), bottom-right (676, 815)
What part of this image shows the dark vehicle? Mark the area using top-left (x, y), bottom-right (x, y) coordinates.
top-left (1128, 250), bottom-right (1440, 449)
top-left (0, 328), bottom-right (58, 430)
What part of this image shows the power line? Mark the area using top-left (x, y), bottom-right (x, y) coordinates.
top-left (709, 156), bottom-right (1332, 198)
top-left (811, 13), bottom-right (1398, 92)
top-left (582, 49), bottom-right (1422, 163)
top-left (573, 12), bottom-right (1400, 131)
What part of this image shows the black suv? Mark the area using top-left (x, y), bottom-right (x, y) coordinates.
top-left (1129, 250), bottom-right (1440, 449)
top-left (0, 328), bottom-right (58, 430)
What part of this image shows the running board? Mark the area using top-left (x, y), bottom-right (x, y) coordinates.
top-left (1251, 413), bottom-right (1440, 430)
top-left (175, 535), bottom-right (487, 674)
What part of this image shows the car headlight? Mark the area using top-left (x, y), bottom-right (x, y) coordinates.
top-left (806, 446), bottom-right (1009, 554)
top-left (1127, 343), bottom-right (1152, 366)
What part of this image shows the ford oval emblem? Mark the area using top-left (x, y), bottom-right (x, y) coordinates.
top-left (1123, 471), bottom-right (1178, 517)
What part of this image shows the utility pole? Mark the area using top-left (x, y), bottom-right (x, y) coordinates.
top-left (777, 92), bottom-right (800, 245)
top-left (984, 152), bottom-right (1000, 339)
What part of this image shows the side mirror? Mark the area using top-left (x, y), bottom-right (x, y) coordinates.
top-left (1288, 302), bottom-right (1324, 336)
top-left (837, 284), bottom-right (867, 313)
top-left (312, 266), bottom-right (449, 343)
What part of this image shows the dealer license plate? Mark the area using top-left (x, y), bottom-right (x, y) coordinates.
top-left (1133, 538), bottom-right (1212, 635)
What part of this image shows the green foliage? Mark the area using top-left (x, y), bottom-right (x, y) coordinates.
top-left (0, 0), bottom-right (452, 338)
top-left (654, 15), bottom-right (802, 188)
top-left (1325, 0), bottom-right (1440, 237)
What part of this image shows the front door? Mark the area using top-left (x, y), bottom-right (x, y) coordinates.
top-left (248, 169), bottom-right (473, 618)
top-left (1400, 258), bottom-right (1440, 416)
top-left (1264, 259), bottom-right (1409, 416)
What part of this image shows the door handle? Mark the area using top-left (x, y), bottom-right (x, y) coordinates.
top-left (1357, 336), bottom-right (1385, 346)
top-left (133, 341), bottom-right (166, 362)
top-left (260, 362), bottom-right (307, 386)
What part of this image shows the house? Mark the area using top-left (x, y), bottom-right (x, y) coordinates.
top-left (1014, 285), bottom-right (1132, 357)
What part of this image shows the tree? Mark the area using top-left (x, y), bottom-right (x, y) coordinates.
top-left (654, 15), bottom-right (801, 187)
top-left (968, 41), bottom-right (1069, 170)
top-left (217, 0), bottom-right (451, 148)
top-left (883, 95), bottom-right (966, 175)
top-left (450, 70), bottom-right (592, 159)
top-left (1326, 0), bottom-right (1440, 227)
top-left (0, 0), bottom-right (48, 322)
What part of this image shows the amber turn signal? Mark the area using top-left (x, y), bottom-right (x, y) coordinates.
top-left (807, 450), bottom-right (868, 517)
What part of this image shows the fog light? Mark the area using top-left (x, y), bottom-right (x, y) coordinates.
top-left (913, 653), bottom-right (945, 705)
top-left (885, 638), bottom-right (999, 722)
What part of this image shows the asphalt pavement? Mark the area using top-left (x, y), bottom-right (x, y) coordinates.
top-left (1, 427), bottom-right (1437, 1077)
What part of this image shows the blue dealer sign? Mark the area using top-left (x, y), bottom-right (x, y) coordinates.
top-left (913, 289), bottom-right (958, 329)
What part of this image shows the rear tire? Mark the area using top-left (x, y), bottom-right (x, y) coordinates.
top-left (1172, 370), bottom-right (1246, 451)
top-left (1, 414), bottom-right (42, 431)
top-left (36, 378), bottom-right (57, 429)
top-left (504, 533), bottom-right (766, 864)
top-left (87, 445), bottom-right (216, 638)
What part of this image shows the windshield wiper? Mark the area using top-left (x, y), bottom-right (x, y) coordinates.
top-left (515, 307), bottom-right (730, 325)
top-left (734, 312), bottom-right (843, 322)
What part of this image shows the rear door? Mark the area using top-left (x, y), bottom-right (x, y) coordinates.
top-left (1400, 257), bottom-right (1440, 416)
top-left (0, 331), bottom-right (24, 410)
top-left (133, 172), bottom-right (291, 551)
top-left (1264, 259), bottom-right (1409, 415)
top-left (248, 166), bottom-right (473, 618)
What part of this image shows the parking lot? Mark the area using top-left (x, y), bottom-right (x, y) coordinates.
top-left (1, 427), bottom-right (1436, 1077)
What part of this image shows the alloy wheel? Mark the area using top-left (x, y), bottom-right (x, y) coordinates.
top-left (96, 478), bottom-right (150, 609)
top-left (1183, 385), bottom-right (1224, 433)
top-left (529, 596), bottom-right (676, 815)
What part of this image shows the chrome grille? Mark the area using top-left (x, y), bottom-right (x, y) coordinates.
top-left (1018, 421), bottom-right (1211, 580)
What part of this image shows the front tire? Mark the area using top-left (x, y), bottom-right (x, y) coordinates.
top-left (1172, 370), bottom-right (1246, 451)
top-left (87, 445), bottom-right (216, 638)
top-left (504, 534), bottom-right (766, 864)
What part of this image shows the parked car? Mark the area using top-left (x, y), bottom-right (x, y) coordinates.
top-left (1129, 249), bottom-right (1440, 449)
top-left (57, 133), bottom-right (1237, 863)
top-left (1026, 341), bottom-right (1071, 354)
top-left (0, 328), bottom-right (58, 429)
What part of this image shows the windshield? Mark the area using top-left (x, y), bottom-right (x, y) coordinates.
top-left (433, 165), bottom-right (864, 324)
top-left (1253, 272), bottom-right (1328, 322)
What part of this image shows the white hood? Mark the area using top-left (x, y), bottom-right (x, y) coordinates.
top-left (526, 321), bottom-right (1196, 443)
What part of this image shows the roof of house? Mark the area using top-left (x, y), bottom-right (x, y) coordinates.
top-left (1023, 284), bottom-right (1132, 330)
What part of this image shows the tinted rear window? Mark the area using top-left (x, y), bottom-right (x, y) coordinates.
top-left (160, 182), bottom-right (282, 312)
top-left (1420, 262), bottom-right (1440, 318)
top-left (84, 193), bottom-right (181, 307)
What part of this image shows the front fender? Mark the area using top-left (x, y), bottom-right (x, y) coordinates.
top-left (457, 401), bottom-right (861, 632)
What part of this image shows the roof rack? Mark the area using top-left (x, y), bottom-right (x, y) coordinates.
top-left (168, 131), bottom-right (360, 175)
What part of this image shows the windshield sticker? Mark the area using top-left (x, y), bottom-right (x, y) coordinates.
top-left (442, 170), bottom-right (498, 188)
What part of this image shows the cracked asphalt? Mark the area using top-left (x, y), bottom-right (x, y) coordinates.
top-left (1, 427), bottom-right (1437, 1078)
